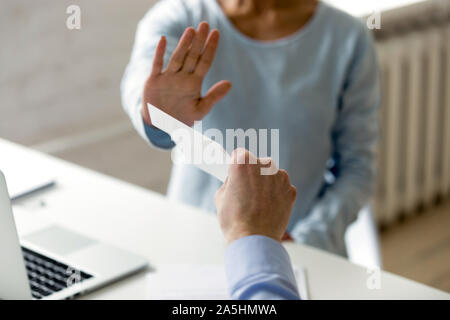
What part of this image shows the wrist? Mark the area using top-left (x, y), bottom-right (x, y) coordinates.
top-left (225, 230), bottom-right (252, 246)
top-left (225, 228), bottom-right (281, 246)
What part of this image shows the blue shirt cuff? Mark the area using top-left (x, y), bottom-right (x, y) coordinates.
top-left (143, 118), bottom-right (175, 149)
top-left (225, 235), bottom-right (300, 300)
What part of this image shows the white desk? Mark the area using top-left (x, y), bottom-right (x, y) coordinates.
top-left (1, 138), bottom-right (448, 299)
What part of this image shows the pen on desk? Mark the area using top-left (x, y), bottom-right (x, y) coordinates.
top-left (10, 180), bottom-right (56, 202)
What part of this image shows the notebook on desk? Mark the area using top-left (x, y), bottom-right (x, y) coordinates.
top-left (146, 264), bottom-right (309, 300)
top-left (0, 161), bottom-right (55, 200)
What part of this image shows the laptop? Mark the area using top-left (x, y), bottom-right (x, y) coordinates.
top-left (0, 170), bottom-right (148, 300)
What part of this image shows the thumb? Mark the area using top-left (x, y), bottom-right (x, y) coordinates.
top-left (197, 80), bottom-right (232, 115)
top-left (214, 176), bottom-right (228, 205)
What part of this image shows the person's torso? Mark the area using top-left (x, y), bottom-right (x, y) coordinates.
top-left (167, 0), bottom-right (364, 229)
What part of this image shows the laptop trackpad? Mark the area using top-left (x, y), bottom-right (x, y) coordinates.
top-left (23, 225), bottom-right (96, 256)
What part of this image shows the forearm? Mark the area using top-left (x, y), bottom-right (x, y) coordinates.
top-left (291, 170), bottom-right (374, 256)
top-left (291, 24), bottom-right (381, 256)
top-left (120, 0), bottom-right (186, 148)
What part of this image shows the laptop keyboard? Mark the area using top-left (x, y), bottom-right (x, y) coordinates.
top-left (21, 247), bottom-right (93, 299)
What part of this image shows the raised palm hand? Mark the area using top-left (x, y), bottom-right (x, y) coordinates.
top-left (142, 22), bottom-right (232, 127)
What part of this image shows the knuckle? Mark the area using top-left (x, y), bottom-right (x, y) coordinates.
top-left (230, 162), bottom-right (248, 175)
top-left (289, 186), bottom-right (297, 199)
top-left (277, 169), bottom-right (289, 181)
top-left (291, 185), bottom-right (297, 195)
top-left (231, 148), bottom-right (249, 165)
top-left (201, 57), bottom-right (212, 65)
top-left (171, 57), bottom-right (182, 65)
top-left (259, 157), bottom-right (272, 166)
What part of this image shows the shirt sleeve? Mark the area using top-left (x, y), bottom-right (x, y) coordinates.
top-left (225, 235), bottom-right (300, 300)
top-left (290, 26), bottom-right (381, 256)
top-left (120, 0), bottom-right (188, 149)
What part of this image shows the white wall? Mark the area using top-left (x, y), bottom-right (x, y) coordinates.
top-left (0, 0), bottom-right (175, 194)
top-left (0, 0), bottom-right (158, 145)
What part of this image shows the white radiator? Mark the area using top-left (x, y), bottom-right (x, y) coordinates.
top-left (372, 2), bottom-right (450, 226)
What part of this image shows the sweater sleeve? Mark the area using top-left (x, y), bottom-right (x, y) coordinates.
top-left (120, 0), bottom-right (190, 149)
top-left (291, 26), bottom-right (380, 256)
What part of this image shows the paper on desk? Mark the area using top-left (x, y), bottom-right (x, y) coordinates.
top-left (0, 157), bottom-right (55, 200)
top-left (146, 264), bottom-right (309, 300)
top-left (147, 103), bottom-right (230, 182)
